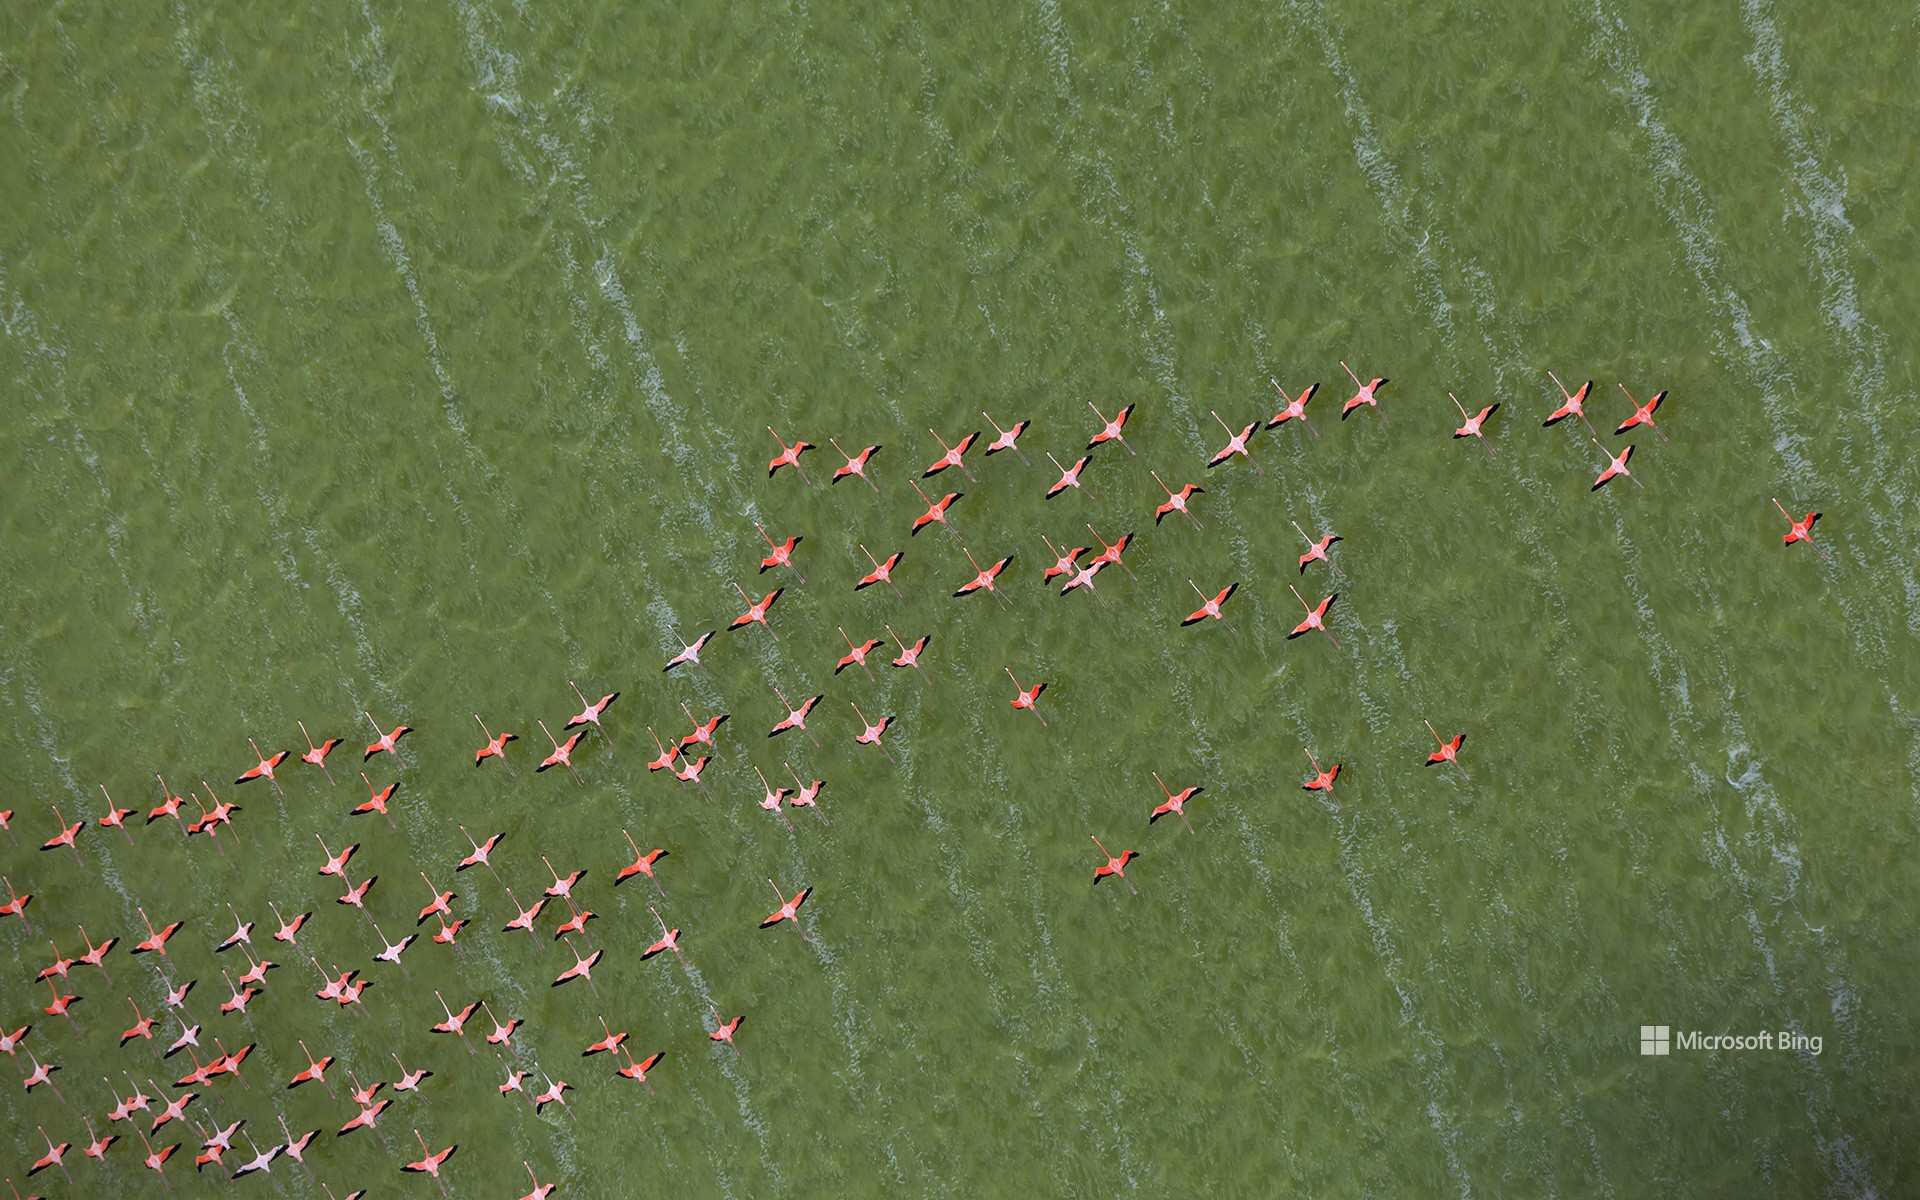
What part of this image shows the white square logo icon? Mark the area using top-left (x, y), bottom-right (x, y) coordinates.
top-left (1640, 1025), bottom-right (1670, 1056)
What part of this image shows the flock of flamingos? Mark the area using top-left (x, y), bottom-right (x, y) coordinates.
top-left (5, 366), bottom-right (1826, 1196)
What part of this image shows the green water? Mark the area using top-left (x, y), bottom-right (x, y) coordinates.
top-left (2, 0), bottom-right (1916, 1195)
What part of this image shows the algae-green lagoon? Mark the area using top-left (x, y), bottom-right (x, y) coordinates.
top-left (2, 0), bottom-right (1916, 1196)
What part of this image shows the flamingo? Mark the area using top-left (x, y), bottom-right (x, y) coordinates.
top-left (829, 438), bottom-right (882, 490)
top-left (456, 827), bottom-right (504, 882)
top-left (135, 1126), bottom-right (178, 1185)
top-left (193, 1117), bottom-right (242, 1172)
top-left (1005, 668), bottom-right (1048, 727)
top-left (678, 702), bottom-right (728, 757)
top-left (228, 1130), bottom-right (282, 1180)
top-left (218, 970), bottom-right (259, 1016)
top-left (1150, 470), bottom-right (1203, 529)
top-left (583, 1015), bottom-right (628, 1057)
top-left (756, 523), bottom-right (806, 584)
top-left (728, 582), bottom-right (784, 640)
top-left (645, 727), bottom-right (681, 773)
top-left (0, 876), bottom-right (31, 930)
top-left (1590, 438), bottom-right (1642, 491)
top-left (1086, 401), bottom-right (1137, 455)
top-left (1302, 750), bottom-right (1341, 808)
top-left (836, 628), bottom-right (882, 680)
top-left (1544, 371), bottom-right (1598, 436)
top-left (401, 1130), bottom-right (457, 1194)
top-left (353, 774), bottom-right (398, 826)
top-left (1039, 534), bottom-right (1085, 583)
top-left (616, 832), bottom-right (669, 892)
top-left (982, 411), bottom-right (1031, 464)
top-left (40, 806), bottom-right (84, 863)
top-left (672, 753), bottom-right (714, 800)
top-left (1291, 520), bottom-right (1344, 577)
top-left (233, 739), bottom-right (287, 794)
top-left (785, 764), bottom-right (828, 824)
top-left (767, 426), bottom-right (814, 483)
top-left (80, 1114), bottom-right (117, 1164)
top-left (1615, 383), bottom-right (1669, 441)
top-left (472, 715), bottom-right (519, 773)
top-left (551, 937), bottom-right (603, 994)
top-left (315, 835), bottom-right (358, 878)
top-left (336, 1097), bottom-right (390, 1137)
top-left (297, 721), bottom-right (342, 785)
top-left (532, 1076), bottom-right (573, 1117)
top-left (642, 909), bottom-right (683, 963)
top-left (0, 1023), bottom-right (30, 1056)
top-left (1339, 361), bottom-right (1390, 423)
top-left (909, 480), bottom-right (963, 538)
top-left (1450, 393), bottom-right (1498, 455)
top-left (1207, 411), bottom-right (1263, 473)
top-left (392, 1052), bottom-right (433, 1093)
top-left (500, 886), bottom-right (548, 936)
top-left (1058, 558), bottom-right (1109, 606)
top-left (1183, 580), bottom-right (1239, 632)
top-left (417, 872), bottom-right (455, 926)
top-left (278, 1116), bottom-right (319, 1166)
top-left (770, 687), bottom-right (823, 746)
top-left (149, 1086), bottom-right (197, 1133)
top-left (1044, 451), bottom-right (1092, 499)
top-left (1267, 379), bottom-right (1321, 437)
top-left (482, 1003), bottom-right (522, 1047)
top-left (752, 766), bottom-right (795, 833)
top-left (542, 857), bottom-right (586, 900)
top-left (1087, 524), bottom-right (1136, 579)
top-left (95, 785), bottom-right (134, 844)
top-left (535, 720), bottom-right (585, 784)
top-left (267, 904), bottom-right (309, 952)
top-left (148, 775), bottom-right (187, 833)
top-left (952, 547), bottom-right (1013, 607)
top-left (616, 1047), bottom-right (667, 1091)
top-left (35, 941), bottom-right (74, 982)
top-left (162, 1024), bottom-right (198, 1065)
top-left (552, 899), bottom-right (596, 942)
top-left (362, 712), bottom-right (411, 761)
top-left (1424, 721), bottom-right (1469, 779)
top-left (851, 702), bottom-right (896, 763)
top-left (430, 992), bottom-right (478, 1050)
top-left (132, 908), bottom-right (183, 958)
top-left (1149, 772), bottom-right (1202, 833)
top-left (1091, 837), bottom-right (1139, 893)
top-left (663, 629), bottom-right (714, 674)
top-left (924, 428), bottom-right (980, 481)
top-left (215, 905), bottom-right (253, 955)
top-left (41, 982), bottom-right (81, 1033)
top-left (29, 1126), bottom-right (73, 1184)
top-left (886, 626), bottom-right (931, 682)
top-left (1773, 499), bottom-right (1827, 560)
top-left (1286, 584), bottom-right (1341, 648)
top-left (708, 1009), bottom-right (744, 1056)
top-left (761, 879), bottom-right (812, 939)
top-left (522, 1162), bottom-right (559, 1200)
top-left (21, 1049), bottom-right (63, 1099)
top-left (288, 1040), bottom-right (334, 1094)
top-left (121, 998), bottom-right (155, 1045)
top-left (855, 544), bottom-right (904, 595)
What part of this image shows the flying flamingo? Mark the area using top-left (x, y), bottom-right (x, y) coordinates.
top-left (952, 547), bottom-right (1014, 607)
top-left (36, 941), bottom-right (74, 983)
top-left (756, 523), bottom-right (807, 584)
top-left (289, 1040), bottom-right (334, 1095)
top-left (924, 428), bottom-right (980, 482)
top-left (1149, 771), bottom-right (1202, 833)
top-left (353, 774), bottom-right (398, 826)
top-left (646, 727), bottom-right (681, 774)
top-left (551, 937), bottom-right (603, 994)
top-left (1091, 837), bottom-right (1139, 893)
top-left (1045, 451), bottom-right (1093, 499)
top-left (767, 426), bottom-right (814, 483)
top-left (535, 720), bottom-right (585, 783)
top-left (785, 764), bottom-right (828, 824)
top-left (215, 904), bottom-right (253, 954)
top-left (149, 1083), bottom-right (199, 1133)
top-left (29, 1126), bottom-right (73, 1185)
top-left (267, 904), bottom-right (309, 954)
top-left (336, 1096), bottom-right (390, 1137)
top-left (1267, 379), bottom-right (1321, 437)
top-left (163, 1017), bottom-right (199, 1060)
top-left (121, 998), bottom-right (155, 1045)
top-left (149, 775), bottom-right (187, 834)
top-left (522, 1162), bottom-right (559, 1200)
top-left (770, 687), bottom-right (822, 746)
top-left (95, 786), bottom-right (134, 845)
top-left (761, 879), bottom-right (812, 938)
top-left (1150, 470), bottom-right (1203, 529)
top-left (474, 715), bottom-right (518, 773)
top-left (1005, 668), bottom-right (1048, 727)
top-left (430, 992), bottom-right (478, 1052)
top-left (401, 1130), bottom-right (457, 1194)
top-left (43, 981), bottom-right (81, 1032)
top-left (1773, 499), bottom-right (1827, 560)
top-left (1544, 371), bottom-right (1598, 436)
top-left (0, 808), bottom-right (13, 847)
top-left (1423, 721), bottom-right (1469, 780)
top-left (22, 1049), bottom-right (64, 1100)
top-left (566, 682), bottom-right (619, 745)
top-left (1286, 584), bottom-right (1341, 648)
top-left (393, 1052), bottom-right (433, 1093)
top-left (855, 544), bottom-right (904, 595)
top-left (315, 834), bottom-right (358, 878)
top-left (1339, 361), bottom-right (1390, 423)
top-left (751, 767), bottom-right (794, 832)
top-left (1590, 439), bottom-right (1642, 491)
top-left (1450, 393), bottom-right (1499, 455)
top-left (0, 1023), bottom-right (30, 1056)
top-left (416, 872), bottom-right (455, 927)
top-left (583, 1015), bottom-right (628, 1058)
top-left (40, 806), bottom-right (83, 864)
top-left (728, 582), bottom-right (784, 640)
top-left (678, 702), bottom-right (728, 757)
top-left (617, 832), bottom-right (668, 892)
top-left (1040, 534), bottom-right (1085, 582)
top-left (709, 1009), bottom-right (744, 1055)
top-left (1058, 557), bottom-right (1109, 606)
top-left (233, 739), bottom-right (287, 794)
top-left (1183, 579), bottom-right (1239, 632)
top-left (672, 752), bottom-right (714, 801)
top-left (132, 908), bottom-right (183, 959)
top-left (362, 712), bottom-right (411, 761)
top-left (532, 1075), bottom-right (573, 1117)
top-left (80, 1114), bottom-right (116, 1165)
top-left (228, 1130), bottom-right (283, 1180)
top-left (1302, 750), bottom-right (1342, 808)
top-left (982, 411), bottom-right (1031, 464)
top-left (1207, 411), bottom-right (1263, 473)
top-left (218, 969), bottom-right (259, 1016)
top-left (0, 876), bottom-right (30, 931)
top-left (886, 626), bottom-right (931, 682)
top-left (1291, 520), bottom-right (1344, 576)
top-left (456, 827), bottom-right (504, 883)
top-left (193, 1116), bottom-right (242, 1171)
top-left (616, 1047), bottom-right (666, 1091)
top-left (277, 1116), bottom-right (319, 1167)
top-left (642, 909), bottom-right (683, 963)
top-left (1087, 401), bottom-right (1136, 455)
top-left (297, 722), bottom-right (342, 785)
top-left (909, 480), bottom-right (963, 538)
top-left (1615, 383), bottom-right (1669, 441)
top-left (542, 857), bottom-right (585, 900)
top-left (836, 628), bottom-right (882, 680)
top-left (76, 926), bottom-right (116, 979)
top-left (134, 1126), bottom-right (178, 1185)
top-left (663, 629), bottom-right (714, 674)
top-left (851, 702), bottom-right (896, 763)
top-left (500, 886), bottom-right (548, 936)
top-left (1086, 524), bottom-right (1135, 579)
top-left (829, 438), bottom-right (881, 490)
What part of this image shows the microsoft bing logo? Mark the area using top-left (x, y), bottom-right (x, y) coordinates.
top-left (1640, 1025), bottom-right (1670, 1056)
